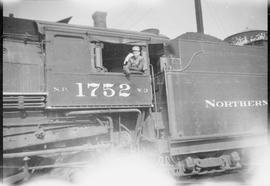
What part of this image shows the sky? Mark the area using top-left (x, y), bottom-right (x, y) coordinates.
top-left (2, 0), bottom-right (268, 39)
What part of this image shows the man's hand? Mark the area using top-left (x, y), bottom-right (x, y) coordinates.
top-left (125, 69), bottom-right (130, 74)
top-left (123, 66), bottom-right (130, 75)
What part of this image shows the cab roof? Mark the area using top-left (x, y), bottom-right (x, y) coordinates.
top-left (3, 16), bottom-right (169, 44)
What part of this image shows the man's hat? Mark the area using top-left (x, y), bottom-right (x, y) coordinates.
top-left (132, 46), bottom-right (140, 51)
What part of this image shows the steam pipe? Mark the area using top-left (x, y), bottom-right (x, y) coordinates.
top-left (150, 64), bottom-right (158, 112)
top-left (104, 116), bottom-right (114, 144)
top-left (66, 109), bottom-right (141, 116)
top-left (3, 144), bottom-right (110, 159)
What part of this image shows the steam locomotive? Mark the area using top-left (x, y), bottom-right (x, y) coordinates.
top-left (2, 12), bottom-right (268, 184)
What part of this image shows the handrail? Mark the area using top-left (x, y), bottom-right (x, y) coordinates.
top-left (149, 64), bottom-right (158, 112)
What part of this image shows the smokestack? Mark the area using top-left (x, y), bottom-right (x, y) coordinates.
top-left (194, 0), bottom-right (204, 34)
top-left (92, 11), bottom-right (107, 28)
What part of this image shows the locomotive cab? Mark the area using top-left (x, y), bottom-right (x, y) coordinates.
top-left (39, 22), bottom-right (155, 108)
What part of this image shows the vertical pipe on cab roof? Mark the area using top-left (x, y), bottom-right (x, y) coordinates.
top-left (194, 0), bottom-right (204, 34)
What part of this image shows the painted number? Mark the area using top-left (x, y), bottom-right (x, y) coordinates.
top-left (75, 83), bottom-right (85, 97)
top-left (119, 84), bottom-right (131, 97)
top-left (87, 83), bottom-right (100, 97)
top-left (103, 83), bottom-right (115, 97)
top-left (76, 83), bottom-right (131, 98)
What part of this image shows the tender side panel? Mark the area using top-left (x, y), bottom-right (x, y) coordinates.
top-left (165, 37), bottom-right (267, 153)
top-left (3, 39), bottom-right (44, 92)
top-left (165, 72), bottom-right (267, 138)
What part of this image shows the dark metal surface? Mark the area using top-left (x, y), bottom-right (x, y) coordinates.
top-left (4, 143), bottom-right (110, 159)
top-left (3, 17), bottom-right (39, 38)
top-left (165, 71), bottom-right (267, 138)
top-left (160, 35), bottom-right (268, 155)
top-left (3, 39), bottom-right (44, 92)
top-left (164, 36), bottom-right (267, 139)
top-left (175, 169), bottom-right (250, 185)
top-left (3, 94), bottom-right (46, 109)
top-left (66, 108), bottom-right (141, 115)
top-left (45, 30), bottom-right (94, 73)
top-left (169, 133), bottom-right (267, 155)
top-left (168, 37), bottom-right (267, 74)
top-left (4, 126), bottom-right (108, 150)
top-left (36, 19), bottom-right (169, 44)
top-left (46, 73), bottom-right (152, 108)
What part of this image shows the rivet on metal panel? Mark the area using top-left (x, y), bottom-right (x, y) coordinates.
top-left (20, 111), bottom-right (28, 119)
top-left (35, 127), bottom-right (45, 140)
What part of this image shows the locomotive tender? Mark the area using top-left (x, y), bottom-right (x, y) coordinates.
top-left (2, 13), bottom-right (268, 183)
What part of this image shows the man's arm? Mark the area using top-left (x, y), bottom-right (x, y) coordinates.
top-left (123, 53), bottom-right (133, 65)
top-left (123, 61), bottom-right (131, 74)
top-left (129, 58), bottom-right (144, 71)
